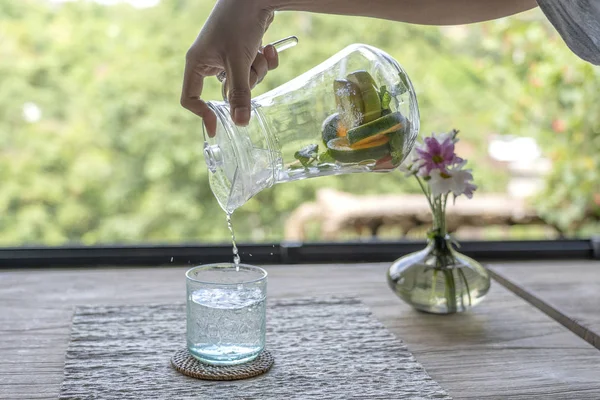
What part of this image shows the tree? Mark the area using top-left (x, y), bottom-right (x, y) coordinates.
top-left (0, 1), bottom-right (596, 246)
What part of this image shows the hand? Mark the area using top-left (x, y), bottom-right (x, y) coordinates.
top-left (180, 0), bottom-right (279, 137)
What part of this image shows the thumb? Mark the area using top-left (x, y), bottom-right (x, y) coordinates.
top-left (225, 56), bottom-right (252, 126)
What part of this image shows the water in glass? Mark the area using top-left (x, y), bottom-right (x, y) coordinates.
top-left (186, 264), bottom-right (267, 366)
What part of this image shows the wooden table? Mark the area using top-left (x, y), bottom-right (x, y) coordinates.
top-left (489, 261), bottom-right (600, 350)
top-left (1, 261), bottom-right (599, 399)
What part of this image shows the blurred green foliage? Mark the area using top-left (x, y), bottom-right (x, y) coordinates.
top-left (476, 19), bottom-right (600, 234)
top-left (0, 0), bottom-right (597, 245)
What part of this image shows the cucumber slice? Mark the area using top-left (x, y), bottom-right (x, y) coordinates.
top-left (334, 79), bottom-right (364, 128)
top-left (321, 113), bottom-right (341, 145)
top-left (326, 136), bottom-right (391, 164)
top-left (389, 128), bottom-right (407, 165)
top-left (347, 70), bottom-right (382, 123)
top-left (347, 112), bottom-right (406, 146)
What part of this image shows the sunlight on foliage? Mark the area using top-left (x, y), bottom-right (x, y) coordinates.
top-left (0, 1), bottom-right (597, 245)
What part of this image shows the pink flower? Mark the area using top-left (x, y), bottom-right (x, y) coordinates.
top-left (427, 160), bottom-right (477, 199)
top-left (448, 164), bottom-right (477, 199)
top-left (433, 130), bottom-right (459, 144)
top-left (399, 147), bottom-right (424, 176)
top-left (415, 136), bottom-right (462, 176)
top-left (428, 169), bottom-right (453, 197)
top-left (462, 181), bottom-right (477, 199)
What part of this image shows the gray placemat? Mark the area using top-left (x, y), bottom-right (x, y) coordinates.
top-left (60, 297), bottom-right (451, 400)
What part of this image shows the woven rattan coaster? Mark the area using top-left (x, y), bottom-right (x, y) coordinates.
top-left (171, 348), bottom-right (274, 381)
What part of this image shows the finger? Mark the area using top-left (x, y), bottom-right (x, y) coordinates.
top-left (265, 11), bottom-right (274, 30)
top-left (248, 67), bottom-right (259, 90)
top-left (225, 56), bottom-right (252, 126)
top-left (250, 52), bottom-right (269, 88)
top-left (180, 62), bottom-right (217, 137)
top-left (225, 67), bottom-right (257, 97)
top-left (199, 99), bottom-right (217, 138)
top-left (263, 44), bottom-right (279, 70)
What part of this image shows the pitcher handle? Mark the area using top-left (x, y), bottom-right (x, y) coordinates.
top-left (217, 36), bottom-right (298, 101)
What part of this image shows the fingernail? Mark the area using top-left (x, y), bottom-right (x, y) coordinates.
top-left (264, 45), bottom-right (275, 59)
top-left (234, 107), bottom-right (250, 125)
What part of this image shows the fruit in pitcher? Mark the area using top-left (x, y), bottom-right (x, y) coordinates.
top-left (321, 70), bottom-right (411, 167)
top-left (389, 126), bottom-right (408, 165)
top-left (346, 70), bottom-right (382, 123)
top-left (347, 111), bottom-right (407, 146)
top-left (334, 79), bottom-right (364, 128)
top-left (321, 113), bottom-right (347, 145)
top-left (326, 135), bottom-right (391, 163)
top-left (374, 154), bottom-right (396, 170)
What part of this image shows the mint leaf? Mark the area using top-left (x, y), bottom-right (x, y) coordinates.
top-left (379, 85), bottom-right (392, 111)
top-left (296, 157), bottom-right (310, 167)
top-left (390, 116), bottom-right (410, 164)
top-left (296, 144), bottom-right (318, 159)
top-left (397, 72), bottom-right (409, 95)
top-left (294, 144), bottom-right (319, 167)
top-left (390, 131), bottom-right (405, 165)
top-left (318, 150), bottom-right (335, 164)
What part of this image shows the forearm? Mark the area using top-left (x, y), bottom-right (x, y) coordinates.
top-left (262, 0), bottom-right (538, 25)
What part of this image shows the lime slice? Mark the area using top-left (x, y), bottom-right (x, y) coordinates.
top-left (321, 113), bottom-right (342, 145)
top-left (326, 136), bottom-right (391, 163)
top-left (347, 112), bottom-right (406, 146)
top-left (347, 70), bottom-right (382, 123)
top-left (334, 79), bottom-right (364, 128)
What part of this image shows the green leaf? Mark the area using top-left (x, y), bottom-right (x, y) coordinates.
top-left (390, 118), bottom-right (411, 165)
top-left (397, 72), bottom-right (409, 94)
top-left (294, 144), bottom-right (319, 167)
top-left (318, 150), bottom-right (335, 164)
top-left (427, 229), bottom-right (442, 240)
top-left (389, 131), bottom-right (405, 165)
top-left (296, 156), bottom-right (310, 168)
top-left (379, 85), bottom-right (392, 110)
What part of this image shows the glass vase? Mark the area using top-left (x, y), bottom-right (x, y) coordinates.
top-left (387, 234), bottom-right (491, 314)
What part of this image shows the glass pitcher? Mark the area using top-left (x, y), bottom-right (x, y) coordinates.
top-left (203, 43), bottom-right (420, 213)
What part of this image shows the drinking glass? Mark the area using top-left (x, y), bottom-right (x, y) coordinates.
top-left (186, 263), bottom-right (267, 366)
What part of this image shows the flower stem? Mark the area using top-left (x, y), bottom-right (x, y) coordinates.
top-left (458, 268), bottom-right (472, 306)
top-left (441, 193), bottom-right (448, 235)
top-left (443, 268), bottom-right (457, 313)
top-left (431, 269), bottom-right (438, 304)
top-left (415, 173), bottom-right (459, 313)
top-left (415, 176), bottom-right (436, 214)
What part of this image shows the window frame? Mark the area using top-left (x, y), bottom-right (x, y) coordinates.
top-left (0, 237), bottom-right (597, 268)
